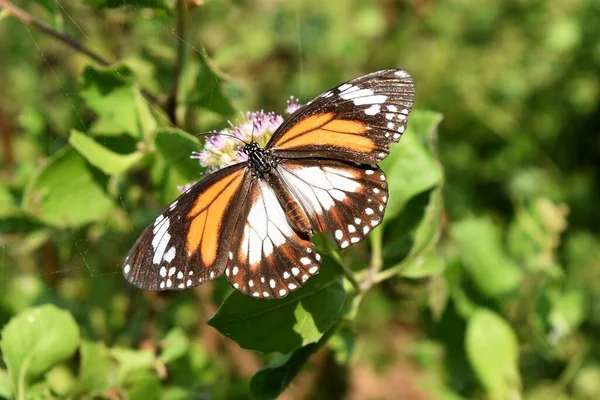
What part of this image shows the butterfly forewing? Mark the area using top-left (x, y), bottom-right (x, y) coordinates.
top-left (225, 179), bottom-right (322, 298)
top-left (124, 164), bottom-right (249, 291)
top-left (266, 69), bottom-right (415, 165)
top-left (276, 159), bottom-right (388, 249)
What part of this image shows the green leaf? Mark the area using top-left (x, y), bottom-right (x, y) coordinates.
top-left (83, 0), bottom-right (170, 10)
top-left (402, 248), bottom-right (445, 278)
top-left (32, 0), bottom-right (56, 15)
top-left (154, 129), bottom-right (203, 182)
top-left (70, 130), bottom-right (144, 175)
top-left (159, 328), bottom-right (190, 365)
top-left (22, 148), bottom-right (114, 227)
top-left (186, 54), bottom-right (236, 116)
top-left (72, 340), bottom-right (115, 396)
top-left (250, 325), bottom-right (338, 400)
top-left (80, 65), bottom-right (156, 139)
top-left (380, 110), bottom-right (443, 221)
top-left (0, 305), bottom-right (80, 398)
top-left (379, 186), bottom-right (445, 280)
top-left (0, 370), bottom-right (12, 399)
top-left (150, 152), bottom-right (193, 204)
top-left (452, 217), bottom-right (523, 298)
top-left (126, 372), bottom-right (162, 400)
top-left (466, 309), bottom-right (521, 400)
top-left (207, 263), bottom-right (345, 353)
top-left (111, 348), bottom-right (155, 385)
top-left (45, 364), bottom-right (76, 397)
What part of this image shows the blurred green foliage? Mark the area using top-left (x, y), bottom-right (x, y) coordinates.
top-left (1, 0), bottom-right (599, 399)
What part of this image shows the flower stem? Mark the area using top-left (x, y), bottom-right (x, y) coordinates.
top-left (360, 227), bottom-right (383, 290)
top-left (323, 239), bottom-right (361, 293)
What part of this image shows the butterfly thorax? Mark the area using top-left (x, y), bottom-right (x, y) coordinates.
top-left (243, 142), bottom-right (275, 177)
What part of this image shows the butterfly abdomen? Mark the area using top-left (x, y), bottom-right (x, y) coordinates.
top-left (266, 173), bottom-right (313, 236)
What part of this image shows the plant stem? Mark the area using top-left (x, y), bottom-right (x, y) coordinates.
top-left (0, 0), bottom-right (160, 105)
top-left (360, 227), bottom-right (383, 290)
top-left (167, 0), bottom-right (187, 126)
top-left (323, 240), bottom-right (361, 293)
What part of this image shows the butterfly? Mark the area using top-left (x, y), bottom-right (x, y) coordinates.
top-left (123, 69), bottom-right (415, 299)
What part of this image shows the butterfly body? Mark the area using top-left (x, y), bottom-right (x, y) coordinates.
top-left (243, 142), bottom-right (275, 177)
top-left (124, 69), bottom-right (415, 299)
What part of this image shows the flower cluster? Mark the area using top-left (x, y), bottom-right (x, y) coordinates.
top-left (191, 97), bottom-right (302, 172)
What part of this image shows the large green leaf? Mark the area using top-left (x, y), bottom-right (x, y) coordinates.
top-left (466, 309), bottom-right (521, 400)
top-left (21, 148), bottom-right (114, 227)
top-left (0, 305), bottom-right (80, 398)
top-left (70, 130), bottom-right (144, 175)
top-left (380, 110), bottom-right (443, 221)
top-left (452, 217), bottom-right (523, 298)
top-left (80, 65), bottom-right (156, 139)
top-left (207, 263), bottom-right (345, 354)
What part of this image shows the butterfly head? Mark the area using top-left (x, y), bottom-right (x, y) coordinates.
top-left (243, 141), bottom-right (273, 176)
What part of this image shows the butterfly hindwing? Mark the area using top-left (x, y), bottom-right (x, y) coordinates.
top-left (123, 164), bottom-right (249, 291)
top-left (276, 159), bottom-right (388, 249)
top-left (224, 178), bottom-right (322, 299)
top-left (267, 69), bottom-right (415, 165)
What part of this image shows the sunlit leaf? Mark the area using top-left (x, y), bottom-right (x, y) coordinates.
top-left (70, 130), bottom-right (144, 175)
top-left (0, 370), bottom-right (12, 399)
top-left (466, 309), bottom-right (521, 399)
top-left (380, 110), bottom-right (443, 221)
top-left (80, 65), bottom-right (156, 139)
top-left (0, 305), bottom-right (80, 398)
top-left (22, 148), bottom-right (114, 227)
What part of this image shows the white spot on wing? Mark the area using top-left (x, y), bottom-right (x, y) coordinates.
top-left (164, 246), bottom-right (176, 263)
top-left (364, 104), bottom-right (380, 115)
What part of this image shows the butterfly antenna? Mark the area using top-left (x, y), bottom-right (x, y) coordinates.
top-left (196, 131), bottom-right (249, 146)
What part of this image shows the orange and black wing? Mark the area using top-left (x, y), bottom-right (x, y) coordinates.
top-left (266, 69), bottom-right (415, 165)
top-left (224, 177), bottom-right (322, 299)
top-left (275, 159), bottom-right (388, 249)
top-left (123, 164), bottom-right (250, 291)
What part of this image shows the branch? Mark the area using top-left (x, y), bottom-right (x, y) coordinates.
top-left (0, 0), bottom-right (160, 105)
top-left (166, 0), bottom-right (187, 126)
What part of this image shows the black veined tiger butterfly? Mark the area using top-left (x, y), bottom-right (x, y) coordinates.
top-left (123, 69), bottom-right (415, 299)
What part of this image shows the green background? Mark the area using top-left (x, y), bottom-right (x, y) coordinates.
top-left (0, 0), bottom-right (599, 399)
